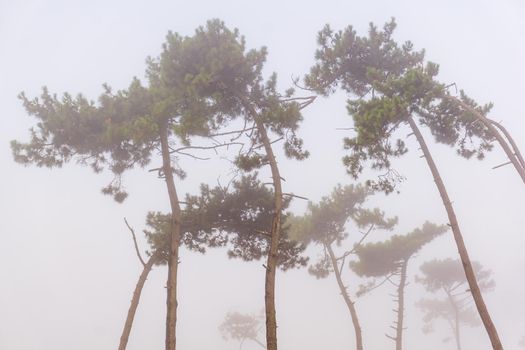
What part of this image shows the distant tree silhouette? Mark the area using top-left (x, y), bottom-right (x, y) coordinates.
top-left (289, 184), bottom-right (396, 350)
top-left (351, 222), bottom-right (447, 350)
top-left (416, 259), bottom-right (495, 350)
top-left (220, 311), bottom-right (265, 349)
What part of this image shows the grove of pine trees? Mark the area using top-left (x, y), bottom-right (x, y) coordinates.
top-left (9, 16), bottom-right (524, 350)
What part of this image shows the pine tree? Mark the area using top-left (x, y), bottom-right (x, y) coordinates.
top-left (118, 175), bottom-right (307, 349)
top-left (289, 184), bottom-right (396, 350)
top-left (160, 19), bottom-right (315, 350)
top-left (351, 222), bottom-right (446, 350)
top-left (305, 19), bottom-right (504, 349)
top-left (416, 259), bottom-right (494, 350)
top-left (12, 20), bottom-right (291, 350)
top-left (219, 311), bottom-right (265, 349)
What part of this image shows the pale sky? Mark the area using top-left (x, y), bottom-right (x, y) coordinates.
top-left (1, 1), bottom-right (524, 349)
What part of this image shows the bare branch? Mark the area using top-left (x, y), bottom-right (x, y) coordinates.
top-left (171, 142), bottom-right (244, 154)
top-left (174, 151), bottom-right (211, 161)
top-left (282, 192), bottom-right (308, 201)
top-left (124, 217), bottom-right (146, 267)
top-left (492, 161), bottom-right (512, 170)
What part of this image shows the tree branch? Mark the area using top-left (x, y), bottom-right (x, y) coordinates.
top-left (124, 217), bottom-right (146, 267)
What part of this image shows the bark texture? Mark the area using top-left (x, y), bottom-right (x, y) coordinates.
top-left (160, 121), bottom-right (183, 350)
top-left (255, 117), bottom-right (283, 350)
top-left (407, 116), bottom-right (503, 350)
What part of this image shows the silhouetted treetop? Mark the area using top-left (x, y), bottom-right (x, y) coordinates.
top-left (351, 222), bottom-right (447, 277)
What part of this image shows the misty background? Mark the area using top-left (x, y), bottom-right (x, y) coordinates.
top-left (1, 1), bottom-right (524, 349)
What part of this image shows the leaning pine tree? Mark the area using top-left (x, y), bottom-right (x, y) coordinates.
top-left (305, 19), bottom-right (504, 349)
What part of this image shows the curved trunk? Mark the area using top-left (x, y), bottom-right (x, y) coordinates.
top-left (118, 253), bottom-right (158, 350)
top-left (394, 259), bottom-right (408, 350)
top-left (159, 120), bottom-right (183, 350)
top-left (326, 243), bottom-right (363, 350)
top-left (407, 116), bottom-right (503, 350)
top-left (489, 119), bottom-right (525, 170)
top-left (447, 95), bottom-right (525, 184)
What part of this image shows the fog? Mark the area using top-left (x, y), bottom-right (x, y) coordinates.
top-left (1, 1), bottom-right (524, 349)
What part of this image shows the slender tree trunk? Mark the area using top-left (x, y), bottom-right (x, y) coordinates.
top-left (240, 97), bottom-right (284, 350)
top-left (159, 120), bottom-right (183, 350)
top-left (489, 119), bottom-right (525, 170)
top-left (407, 116), bottom-right (503, 350)
top-left (395, 259), bottom-right (408, 350)
top-left (447, 95), bottom-right (525, 183)
top-left (118, 253), bottom-right (158, 350)
top-left (326, 243), bottom-right (363, 350)
top-left (255, 117), bottom-right (283, 350)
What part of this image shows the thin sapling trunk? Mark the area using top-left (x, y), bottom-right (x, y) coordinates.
top-left (119, 253), bottom-right (159, 350)
top-left (394, 259), bottom-right (408, 350)
top-left (326, 243), bottom-right (363, 350)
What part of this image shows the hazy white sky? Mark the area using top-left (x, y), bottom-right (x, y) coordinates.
top-left (1, 1), bottom-right (524, 349)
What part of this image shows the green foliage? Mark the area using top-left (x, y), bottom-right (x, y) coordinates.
top-left (351, 222), bottom-right (447, 277)
top-left (305, 19), bottom-right (495, 193)
top-left (12, 19), bottom-right (264, 202)
top-left (290, 184), bottom-right (396, 246)
top-left (157, 19), bottom-right (310, 170)
top-left (288, 184), bottom-right (396, 279)
top-left (305, 19), bottom-right (424, 97)
top-left (144, 175), bottom-right (307, 270)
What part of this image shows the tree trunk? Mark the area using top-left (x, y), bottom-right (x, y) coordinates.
top-left (255, 117), bottom-right (283, 350)
top-left (118, 253), bottom-right (158, 350)
top-left (489, 119), bottom-right (525, 170)
top-left (240, 96), bottom-right (284, 350)
top-left (395, 259), bottom-right (408, 350)
top-left (326, 243), bottom-right (363, 350)
top-left (447, 95), bottom-right (525, 184)
top-left (407, 116), bottom-right (503, 350)
top-left (159, 120), bottom-right (183, 350)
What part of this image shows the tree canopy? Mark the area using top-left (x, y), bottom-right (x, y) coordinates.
top-left (351, 222), bottom-right (447, 277)
top-left (305, 19), bottom-right (494, 192)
